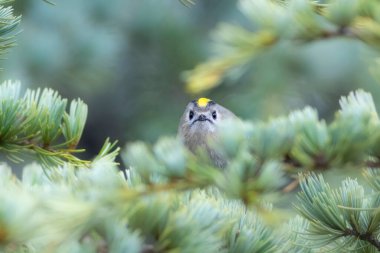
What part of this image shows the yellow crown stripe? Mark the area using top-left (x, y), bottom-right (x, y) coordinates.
top-left (197, 97), bottom-right (211, 108)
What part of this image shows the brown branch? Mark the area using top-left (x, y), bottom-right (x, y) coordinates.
top-left (320, 26), bottom-right (355, 39)
top-left (366, 160), bottom-right (380, 168)
top-left (118, 180), bottom-right (197, 201)
top-left (344, 229), bottom-right (380, 251)
top-left (282, 178), bottom-right (299, 193)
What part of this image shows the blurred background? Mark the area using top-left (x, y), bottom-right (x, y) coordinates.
top-left (2, 0), bottom-right (380, 161)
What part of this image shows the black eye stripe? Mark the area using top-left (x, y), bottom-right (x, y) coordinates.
top-left (189, 110), bottom-right (194, 120)
top-left (212, 111), bottom-right (217, 120)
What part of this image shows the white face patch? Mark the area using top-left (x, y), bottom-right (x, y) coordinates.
top-left (186, 103), bottom-right (219, 136)
top-left (189, 120), bottom-right (216, 135)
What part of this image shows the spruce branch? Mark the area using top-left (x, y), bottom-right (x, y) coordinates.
top-left (124, 135), bottom-right (285, 206)
top-left (61, 98), bottom-right (88, 149)
top-left (294, 173), bottom-right (380, 251)
top-left (280, 215), bottom-right (314, 253)
top-left (0, 2), bottom-right (20, 60)
top-left (0, 81), bottom-right (118, 168)
top-left (257, 90), bottom-right (380, 171)
top-left (363, 168), bottom-right (380, 192)
top-left (343, 229), bottom-right (380, 251)
top-left (185, 0), bottom-right (380, 93)
top-left (124, 89), bottom-right (380, 207)
top-left (3, 162), bottom-right (278, 253)
top-left (2, 87), bottom-right (380, 251)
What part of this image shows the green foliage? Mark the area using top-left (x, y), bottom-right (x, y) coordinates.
top-left (0, 162), bottom-right (281, 253)
top-left (2, 0), bottom-right (380, 252)
top-left (0, 81), bottom-right (118, 168)
top-left (0, 162), bottom-right (142, 253)
top-left (124, 89), bottom-right (380, 206)
top-left (121, 88), bottom-right (380, 252)
top-left (0, 1), bottom-right (20, 59)
top-left (2, 86), bottom-right (380, 252)
top-left (294, 172), bottom-right (380, 252)
top-left (3, 77), bottom-right (380, 251)
top-left (185, 0), bottom-right (380, 93)
top-left (4, 87), bottom-right (380, 252)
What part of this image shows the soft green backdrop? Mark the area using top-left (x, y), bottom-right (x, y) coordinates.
top-left (2, 0), bottom-right (380, 160)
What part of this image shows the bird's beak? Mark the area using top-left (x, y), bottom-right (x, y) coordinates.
top-left (191, 114), bottom-right (213, 126)
top-left (197, 114), bottom-right (207, 121)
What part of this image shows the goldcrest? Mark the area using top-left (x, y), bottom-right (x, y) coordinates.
top-left (178, 98), bottom-right (236, 168)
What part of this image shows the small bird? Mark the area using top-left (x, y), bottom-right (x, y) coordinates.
top-left (178, 97), bottom-right (237, 168)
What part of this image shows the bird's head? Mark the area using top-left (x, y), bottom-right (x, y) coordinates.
top-left (179, 97), bottom-right (235, 136)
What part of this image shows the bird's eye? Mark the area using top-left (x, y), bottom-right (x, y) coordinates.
top-left (189, 110), bottom-right (194, 120)
top-left (212, 111), bottom-right (217, 120)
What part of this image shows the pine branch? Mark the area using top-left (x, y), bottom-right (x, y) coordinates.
top-left (0, 2), bottom-right (20, 60)
top-left (2, 88), bottom-right (380, 251)
top-left (294, 172), bottom-right (380, 251)
top-left (343, 229), bottom-right (380, 251)
top-left (0, 81), bottom-right (119, 168)
top-left (124, 90), bottom-right (380, 206)
top-left (125, 137), bottom-right (286, 206)
top-left (184, 0), bottom-right (380, 93)
top-left (110, 90), bottom-right (380, 251)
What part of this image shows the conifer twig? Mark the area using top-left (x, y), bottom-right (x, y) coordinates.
top-left (344, 229), bottom-right (380, 251)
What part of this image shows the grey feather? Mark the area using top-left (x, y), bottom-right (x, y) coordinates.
top-left (177, 100), bottom-right (237, 168)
